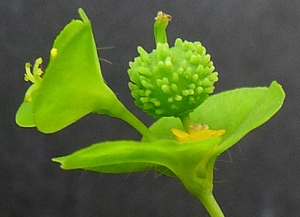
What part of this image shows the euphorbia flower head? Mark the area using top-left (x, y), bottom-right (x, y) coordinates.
top-left (128, 12), bottom-right (218, 118)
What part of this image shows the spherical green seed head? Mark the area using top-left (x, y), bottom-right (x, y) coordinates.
top-left (128, 38), bottom-right (218, 118)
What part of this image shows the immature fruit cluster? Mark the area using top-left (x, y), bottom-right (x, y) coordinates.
top-left (128, 38), bottom-right (218, 118)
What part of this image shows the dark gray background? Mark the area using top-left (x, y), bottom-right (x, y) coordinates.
top-left (1, 0), bottom-right (298, 216)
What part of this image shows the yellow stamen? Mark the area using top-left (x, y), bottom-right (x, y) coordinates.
top-left (51, 48), bottom-right (58, 58)
top-left (24, 63), bottom-right (35, 82)
top-left (171, 124), bottom-right (225, 142)
top-left (24, 58), bottom-right (43, 83)
top-left (23, 57), bottom-right (44, 103)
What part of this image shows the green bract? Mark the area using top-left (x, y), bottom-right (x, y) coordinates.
top-left (16, 9), bottom-right (114, 133)
top-left (15, 9), bottom-right (156, 141)
top-left (128, 39), bottom-right (218, 118)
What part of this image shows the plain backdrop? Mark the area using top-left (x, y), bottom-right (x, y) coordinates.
top-left (1, 0), bottom-right (299, 216)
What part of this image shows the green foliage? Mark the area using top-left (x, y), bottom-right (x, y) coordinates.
top-left (53, 81), bottom-right (284, 186)
top-left (16, 8), bottom-right (285, 217)
top-left (147, 81), bottom-right (285, 155)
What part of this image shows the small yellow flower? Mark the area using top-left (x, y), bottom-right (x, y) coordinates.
top-left (23, 57), bottom-right (44, 102)
top-left (171, 124), bottom-right (225, 142)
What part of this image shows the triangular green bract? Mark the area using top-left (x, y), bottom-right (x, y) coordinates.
top-left (16, 9), bottom-right (121, 133)
top-left (52, 137), bottom-right (221, 178)
top-left (33, 15), bottom-right (104, 133)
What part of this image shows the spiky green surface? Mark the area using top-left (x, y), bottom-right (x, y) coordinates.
top-left (128, 38), bottom-right (218, 118)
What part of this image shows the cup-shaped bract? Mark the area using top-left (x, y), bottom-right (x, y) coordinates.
top-left (128, 38), bottom-right (218, 118)
top-left (16, 9), bottom-right (125, 133)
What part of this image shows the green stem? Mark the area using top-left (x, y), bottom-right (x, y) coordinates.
top-left (118, 104), bottom-right (157, 142)
top-left (96, 85), bottom-right (157, 142)
top-left (178, 153), bottom-right (224, 216)
top-left (179, 114), bottom-right (192, 132)
top-left (198, 158), bottom-right (224, 216)
top-left (197, 190), bottom-right (225, 217)
top-left (181, 176), bottom-right (225, 217)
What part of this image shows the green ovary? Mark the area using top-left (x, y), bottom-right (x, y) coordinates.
top-left (128, 38), bottom-right (218, 118)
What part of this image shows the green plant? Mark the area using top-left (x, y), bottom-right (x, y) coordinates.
top-left (16, 9), bottom-right (285, 216)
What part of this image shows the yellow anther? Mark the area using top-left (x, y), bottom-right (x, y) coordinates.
top-left (36, 68), bottom-right (43, 76)
top-left (24, 94), bottom-right (32, 102)
top-left (51, 48), bottom-right (58, 58)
